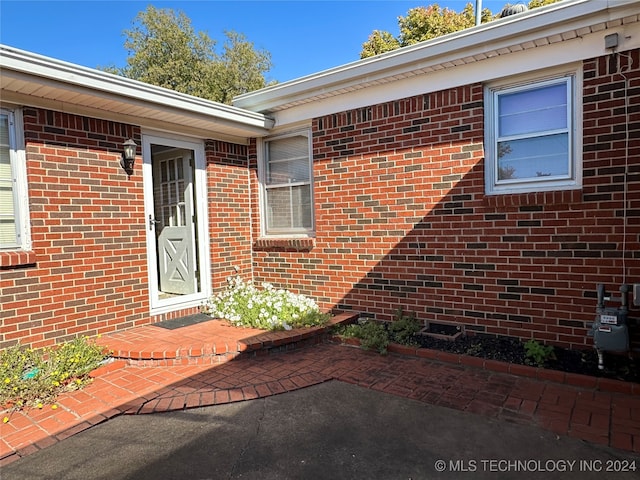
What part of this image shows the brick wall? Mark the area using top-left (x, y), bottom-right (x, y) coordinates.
top-left (251, 50), bottom-right (640, 350)
top-left (206, 140), bottom-right (253, 287)
top-left (2, 49), bottom-right (638, 351)
top-left (0, 108), bottom-right (150, 349)
top-left (0, 109), bottom-right (262, 349)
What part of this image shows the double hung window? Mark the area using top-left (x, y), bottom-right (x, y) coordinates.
top-left (261, 131), bottom-right (313, 235)
top-left (485, 75), bottom-right (579, 194)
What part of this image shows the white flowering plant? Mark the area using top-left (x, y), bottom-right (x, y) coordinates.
top-left (203, 276), bottom-right (330, 331)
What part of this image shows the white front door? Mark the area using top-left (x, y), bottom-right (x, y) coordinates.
top-left (155, 152), bottom-right (196, 295)
top-left (143, 134), bottom-right (210, 313)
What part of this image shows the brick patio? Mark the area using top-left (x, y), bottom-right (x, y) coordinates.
top-left (1, 315), bottom-right (639, 467)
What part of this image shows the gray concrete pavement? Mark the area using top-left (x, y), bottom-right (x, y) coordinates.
top-left (3, 381), bottom-right (639, 480)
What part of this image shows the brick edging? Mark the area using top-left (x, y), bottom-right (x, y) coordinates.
top-left (330, 337), bottom-right (640, 395)
top-left (89, 359), bottom-right (127, 378)
top-left (92, 312), bottom-right (361, 368)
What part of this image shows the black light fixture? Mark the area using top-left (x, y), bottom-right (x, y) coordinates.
top-left (121, 139), bottom-right (137, 175)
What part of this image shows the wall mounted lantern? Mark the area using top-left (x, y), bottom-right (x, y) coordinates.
top-left (121, 139), bottom-right (137, 175)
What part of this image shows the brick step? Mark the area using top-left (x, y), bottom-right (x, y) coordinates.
top-left (97, 312), bottom-right (359, 367)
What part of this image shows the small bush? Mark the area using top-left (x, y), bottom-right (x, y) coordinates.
top-left (1, 337), bottom-right (108, 411)
top-left (335, 319), bottom-right (390, 355)
top-left (357, 321), bottom-right (390, 354)
top-left (336, 310), bottom-right (422, 355)
top-left (523, 340), bottom-right (556, 367)
top-left (203, 276), bottom-right (329, 331)
top-left (388, 308), bottom-right (421, 346)
top-left (336, 323), bottom-right (364, 339)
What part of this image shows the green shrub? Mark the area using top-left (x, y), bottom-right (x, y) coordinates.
top-left (1, 336), bottom-right (108, 411)
top-left (388, 308), bottom-right (421, 346)
top-left (357, 321), bottom-right (390, 354)
top-left (335, 310), bottom-right (422, 354)
top-left (335, 319), bottom-right (390, 355)
top-left (523, 340), bottom-right (556, 367)
top-left (335, 323), bottom-right (364, 339)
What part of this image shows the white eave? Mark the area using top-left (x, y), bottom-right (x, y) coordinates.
top-left (0, 45), bottom-right (274, 144)
top-left (234, 0), bottom-right (640, 114)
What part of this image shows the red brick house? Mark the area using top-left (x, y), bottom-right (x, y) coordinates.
top-left (1, 0), bottom-right (639, 351)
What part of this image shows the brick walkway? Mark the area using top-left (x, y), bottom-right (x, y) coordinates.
top-left (1, 318), bottom-right (639, 466)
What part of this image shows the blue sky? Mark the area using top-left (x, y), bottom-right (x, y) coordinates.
top-left (1, 0), bottom-right (509, 83)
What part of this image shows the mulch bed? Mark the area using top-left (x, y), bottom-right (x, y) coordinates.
top-left (416, 333), bottom-right (640, 384)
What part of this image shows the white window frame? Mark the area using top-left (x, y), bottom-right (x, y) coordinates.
top-left (0, 107), bottom-right (31, 251)
top-left (258, 128), bottom-right (314, 237)
top-left (484, 69), bottom-right (582, 195)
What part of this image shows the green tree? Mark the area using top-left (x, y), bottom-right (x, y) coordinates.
top-left (397, 3), bottom-right (479, 46)
top-left (360, 1), bottom-right (562, 59)
top-left (527, 0), bottom-right (563, 8)
top-left (361, 3), bottom-right (490, 58)
top-left (103, 6), bottom-right (272, 104)
top-left (209, 31), bottom-right (275, 104)
top-left (360, 30), bottom-right (401, 58)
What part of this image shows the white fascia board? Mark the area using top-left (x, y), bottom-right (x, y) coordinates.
top-left (234, 0), bottom-right (638, 113)
top-left (273, 21), bottom-right (640, 127)
top-left (0, 45), bottom-right (274, 131)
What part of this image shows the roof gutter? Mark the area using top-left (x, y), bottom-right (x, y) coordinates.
top-left (0, 45), bottom-right (275, 132)
top-left (233, 0), bottom-right (637, 113)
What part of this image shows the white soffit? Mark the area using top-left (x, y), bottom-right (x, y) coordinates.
top-left (0, 46), bottom-right (274, 143)
top-left (233, 0), bottom-right (640, 116)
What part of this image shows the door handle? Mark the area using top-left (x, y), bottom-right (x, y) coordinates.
top-left (149, 215), bottom-right (162, 230)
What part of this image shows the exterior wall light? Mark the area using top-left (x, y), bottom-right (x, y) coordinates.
top-left (121, 139), bottom-right (137, 175)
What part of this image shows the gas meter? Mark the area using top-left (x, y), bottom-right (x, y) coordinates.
top-left (590, 284), bottom-right (630, 370)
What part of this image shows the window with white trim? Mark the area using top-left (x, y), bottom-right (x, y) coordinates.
top-left (485, 74), bottom-right (580, 194)
top-left (261, 130), bottom-right (314, 235)
top-left (0, 107), bottom-right (30, 250)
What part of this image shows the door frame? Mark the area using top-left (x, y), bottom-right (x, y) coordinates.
top-left (142, 131), bottom-right (211, 315)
